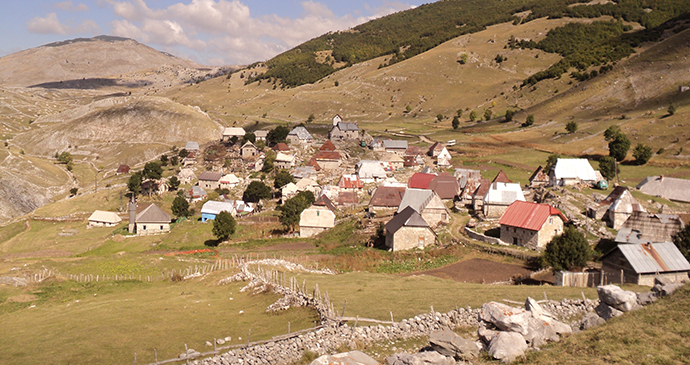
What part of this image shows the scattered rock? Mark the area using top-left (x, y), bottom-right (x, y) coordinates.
top-left (594, 302), bottom-right (623, 321)
top-left (597, 285), bottom-right (639, 312)
top-left (522, 317), bottom-right (560, 348)
top-left (488, 332), bottom-right (528, 363)
top-left (652, 282), bottom-right (684, 297)
top-left (654, 276), bottom-right (674, 286)
top-left (310, 351), bottom-right (379, 365)
top-left (429, 329), bottom-right (479, 360)
top-left (579, 312), bottom-right (605, 330)
top-left (525, 297), bottom-right (552, 321)
top-left (637, 291), bottom-right (658, 306)
top-left (481, 302), bottom-right (530, 335)
top-left (478, 326), bottom-right (500, 345)
top-left (386, 351), bottom-right (456, 365)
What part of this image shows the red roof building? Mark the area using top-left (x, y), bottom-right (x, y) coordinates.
top-left (492, 169), bottom-right (512, 183)
top-left (408, 173), bottom-right (436, 189)
top-left (338, 174), bottom-right (364, 189)
top-left (272, 143), bottom-right (290, 151)
top-left (319, 140), bottom-right (336, 151)
top-left (306, 157), bottom-right (322, 171)
top-left (117, 164), bottom-right (130, 174)
top-left (498, 201), bottom-right (567, 250)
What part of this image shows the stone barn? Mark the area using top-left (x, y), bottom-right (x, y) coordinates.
top-left (499, 201), bottom-right (567, 250)
top-left (299, 196), bottom-right (337, 237)
top-left (385, 206), bottom-right (436, 251)
top-left (601, 242), bottom-right (690, 286)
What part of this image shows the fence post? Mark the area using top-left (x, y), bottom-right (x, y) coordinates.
top-left (154, 348), bottom-right (157, 362)
top-left (133, 352), bottom-right (136, 365)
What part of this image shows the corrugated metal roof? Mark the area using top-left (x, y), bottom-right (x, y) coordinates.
top-left (199, 171), bottom-right (224, 181)
top-left (337, 122), bottom-right (359, 131)
top-left (553, 158), bottom-right (597, 181)
top-left (636, 176), bottom-right (690, 203)
top-left (220, 174), bottom-right (239, 184)
top-left (383, 140), bottom-right (408, 149)
top-left (484, 182), bottom-right (525, 204)
top-left (88, 210), bottom-right (122, 224)
top-left (429, 175), bottom-right (459, 200)
top-left (223, 127), bottom-right (246, 136)
top-left (408, 173), bottom-right (436, 189)
top-left (338, 174), bottom-right (363, 189)
top-left (185, 141), bottom-right (200, 150)
top-left (370, 186), bottom-right (406, 207)
top-left (397, 188), bottom-right (434, 214)
top-left (320, 140), bottom-right (336, 151)
top-left (201, 201), bottom-right (235, 215)
top-left (275, 152), bottom-right (295, 162)
top-left (272, 143), bottom-right (290, 151)
top-left (499, 201), bottom-right (567, 231)
top-left (386, 206), bottom-right (430, 234)
top-left (492, 170), bottom-right (512, 183)
top-left (616, 242), bottom-right (690, 274)
top-left (315, 151), bottom-right (342, 161)
top-left (136, 204), bottom-right (171, 223)
top-left (288, 126), bottom-right (313, 140)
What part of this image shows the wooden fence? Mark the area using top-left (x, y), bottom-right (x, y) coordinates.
top-left (555, 270), bottom-right (601, 288)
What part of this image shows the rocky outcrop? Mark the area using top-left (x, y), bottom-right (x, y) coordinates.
top-left (488, 332), bottom-right (528, 363)
top-left (597, 285), bottom-right (639, 312)
top-left (428, 329), bottom-right (479, 361)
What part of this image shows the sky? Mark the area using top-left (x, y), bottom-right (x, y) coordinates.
top-left (0, 0), bottom-right (425, 65)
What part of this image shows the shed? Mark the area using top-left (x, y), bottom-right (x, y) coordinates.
top-left (222, 127), bottom-right (246, 141)
top-left (88, 210), bottom-right (122, 228)
top-left (528, 166), bottom-right (549, 188)
top-left (636, 176), bottom-right (690, 203)
top-left (499, 201), bottom-right (567, 250)
top-left (615, 212), bottom-right (685, 244)
top-left (201, 201), bottom-right (236, 221)
top-left (385, 206), bottom-right (436, 251)
top-left (549, 158), bottom-right (597, 186)
top-left (601, 242), bottom-right (690, 286)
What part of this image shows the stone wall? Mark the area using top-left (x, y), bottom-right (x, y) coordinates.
top-left (464, 227), bottom-right (506, 246)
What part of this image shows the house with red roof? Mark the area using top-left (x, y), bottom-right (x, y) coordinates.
top-left (314, 150), bottom-right (342, 170)
top-left (408, 173), bottom-right (436, 189)
top-left (338, 174), bottom-right (364, 190)
top-left (272, 143), bottom-right (291, 152)
top-left (499, 201), bottom-right (567, 250)
top-left (319, 140), bottom-right (336, 151)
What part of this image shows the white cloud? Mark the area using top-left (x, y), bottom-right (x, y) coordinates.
top-left (27, 12), bottom-right (101, 35)
top-left (54, 1), bottom-right (89, 12)
top-left (105, 0), bottom-right (417, 65)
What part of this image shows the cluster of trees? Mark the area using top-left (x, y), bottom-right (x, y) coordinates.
top-left (277, 191), bottom-right (315, 232)
top-left (56, 151), bottom-right (74, 171)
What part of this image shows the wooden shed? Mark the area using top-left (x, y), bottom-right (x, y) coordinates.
top-left (601, 242), bottom-right (690, 286)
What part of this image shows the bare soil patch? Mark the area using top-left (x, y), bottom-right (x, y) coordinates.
top-left (411, 258), bottom-right (533, 284)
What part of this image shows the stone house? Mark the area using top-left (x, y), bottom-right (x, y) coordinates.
top-left (314, 151), bottom-right (342, 170)
top-left (549, 158), bottom-right (597, 187)
top-left (499, 201), bottom-right (567, 250)
top-left (198, 171), bottom-right (224, 190)
top-left (587, 186), bottom-right (645, 229)
top-left (286, 126), bottom-right (313, 145)
top-left (636, 175), bottom-right (690, 203)
top-left (385, 206), bottom-right (436, 251)
top-left (428, 174), bottom-right (459, 201)
top-left (397, 188), bottom-right (450, 228)
top-left (254, 130), bottom-right (268, 141)
top-left (128, 200), bottom-right (171, 235)
top-left (186, 185), bottom-right (207, 202)
top-left (615, 212), bottom-right (685, 244)
top-left (87, 210), bottom-right (122, 228)
top-left (483, 182), bottom-right (525, 218)
top-left (240, 141), bottom-right (259, 160)
top-left (528, 166), bottom-right (549, 188)
top-left (222, 127), bottom-right (245, 142)
top-left (368, 186), bottom-right (406, 216)
top-left (281, 182), bottom-right (299, 200)
top-left (219, 174), bottom-right (240, 189)
top-left (295, 177), bottom-right (321, 196)
top-left (185, 141), bottom-right (200, 153)
top-left (381, 140), bottom-right (408, 156)
top-left (380, 153), bottom-right (404, 171)
top-left (319, 140), bottom-right (336, 151)
top-left (272, 143), bottom-right (291, 152)
top-left (332, 114), bottom-right (343, 126)
top-left (274, 152), bottom-right (296, 169)
top-left (299, 196), bottom-right (337, 238)
top-left (601, 242), bottom-right (690, 286)
top-left (356, 160), bottom-right (387, 183)
top-left (201, 201), bottom-right (236, 222)
top-left (427, 142), bottom-right (444, 157)
top-left (437, 147), bottom-right (452, 167)
top-left (455, 168), bottom-right (482, 203)
top-left (472, 170), bottom-right (512, 212)
top-left (329, 122), bottom-right (359, 141)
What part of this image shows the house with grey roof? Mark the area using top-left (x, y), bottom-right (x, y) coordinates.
top-left (636, 175), bottom-right (690, 203)
top-left (385, 206), bottom-right (436, 251)
top-left (201, 201), bottom-right (236, 222)
top-left (254, 130), bottom-right (269, 141)
top-left (286, 126), bottom-right (313, 145)
top-left (397, 188), bottom-right (449, 228)
top-left (299, 196), bottom-right (336, 238)
top-left (128, 201), bottom-right (171, 236)
top-left (383, 140), bottom-right (408, 156)
top-left (615, 212), bottom-right (685, 244)
top-left (329, 122), bottom-right (359, 141)
top-left (222, 127), bottom-right (246, 142)
top-left (185, 141), bottom-right (200, 152)
top-left (601, 242), bottom-right (690, 286)
top-left (198, 171), bottom-right (224, 190)
top-left (356, 160), bottom-right (387, 183)
top-left (587, 186), bottom-right (645, 229)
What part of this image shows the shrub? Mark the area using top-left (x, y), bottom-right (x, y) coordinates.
top-left (212, 211), bottom-right (236, 241)
top-left (542, 226), bottom-right (591, 271)
top-left (633, 143), bottom-right (653, 165)
top-left (565, 121), bottom-right (578, 134)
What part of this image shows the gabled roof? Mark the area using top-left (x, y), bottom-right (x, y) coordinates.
top-left (499, 201), bottom-right (567, 231)
top-left (607, 187), bottom-right (645, 214)
top-left (201, 201), bottom-right (235, 215)
top-left (336, 122), bottom-right (359, 131)
top-left (356, 160), bottom-right (387, 179)
top-left (199, 171), bottom-right (224, 181)
top-left (383, 140), bottom-right (408, 150)
top-left (314, 195), bottom-right (337, 212)
top-left (405, 146), bottom-right (423, 156)
top-left (220, 174), bottom-right (239, 184)
top-left (484, 182), bottom-right (525, 204)
top-left (492, 170), bottom-right (512, 183)
top-left (288, 126), bottom-right (313, 140)
top-left (428, 142), bottom-right (444, 154)
top-left (296, 177), bottom-right (319, 190)
top-left (306, 157), bottom-right (322, 171)
top-left (529, 166), bottom-right (549, 182)
top-left (615, 212), bottom-right (685, 244)
top-left (320, 140), bottom-right (336, 151)
top-left (408, 173), bottom-right (436, 189)
top-left (380, 153), bottom-right (404, 163)
top-left (604, 242), bottom-right (690, 274)
top-left (370, 186), bottom-right (406, 207)
top-left (272, 143), bottom-right (290, 151)
top-left (88, 210), bottom-right (122, 224)
top-left (429, 174), bottom-right (459, 200)
top-left (552, 158), bottom-right (597, 181)
top-left (189, 185), bottom-right (207, 197)
top-left (117, 164), bottom-right (130, 173)
top-left (397, 188), bottom-right (436, 214)
top-left (254, 130), bottom-right (269, 138)
top-left (386, 206), bottom-right (431, 234)
top-left (314, 151), bottom-right (342, 161)
top-left (136, 203), bottom-right (170, 223)
top-left (241, 141), bottom-right (257, 149)
top-left (336, 191), bottom-right (359, 205)
top-left (223, 127), bottom-right (246, 137)
top-left (472, 178), bottom-right (492, 199)
top-left (404, 156), bottom-right (419, 167)
top-left (636, 176), bottom-right (690, 203)
top-left (275, 152), bottom-right (295, 162)
top-left (185, 141), bottom-right (200, 151)
top-left (338, 174), bottom-right (363, 189)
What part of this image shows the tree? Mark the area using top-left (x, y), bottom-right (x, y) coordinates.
top-left (668, 104), bottom-right (676, 116)
top-left (57, 151), bottom-right (73, 165)
top-left (504, 109), bottom-right (515, 122)
top-left (456, 109), bottom-right (463, 118)
top-left (598, 156), bottom-right (618, 181)
top-left (672, 224), bottom-right (690, 261)
top-left (171, 155), bottom-right (179, 166)
top-left (277, 191), bottom-right (315, 232)
top-left (469, 110), bottom-right (477, 122)
top-left (565, 121), bottom-right (578, 134)
top-left (243, 181), bottom-right (271, 203)
top-left (604, 126), bottom-right (630, 162)
top-left (307, 114), bottom-right (315, 123)
top-left (633, 143), bottom-right (653, 165)
top-left (160, 154), bottom-right (169, 166)
top-left (545, 154), bottom-right (561, 172)
top-left (523, 114), bottom-right (535, 127)
top-left (436, 114), bottom-right (444, 123)
top-left (171, 196), bottom-right (190, 218)
top-left (452, 116), bottom-right (460, 130)
top-left (70, 188), bottom-right (78, 196)
top-left (128, 172), bottom-right (142, 195)
top-left (179, 149), bottom-right (189, 158)
top-left (267, 125), bottom-right (290, 145)
top-left (242, 132), bottom-right (256, 144)
top-left (212, 211), bottom-right (236, 241)
top-left (274, 169), bottom-right (295, 189)
top-left (542, 226), bottom-right (591, 271)
top-left (262, 150), bottom-right (276, 173)
top-left (484, 109), bottom-right (493, 121)
top-left (168, 176), bottom-right (180, 190)
top-left (142, 161), bottom-right (163, 180)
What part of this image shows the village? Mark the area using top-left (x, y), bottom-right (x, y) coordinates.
top-left (88, 114), bottom-right (690, 290)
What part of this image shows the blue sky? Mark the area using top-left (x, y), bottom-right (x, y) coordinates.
top-left (0, 0), bottom-right (425, 65)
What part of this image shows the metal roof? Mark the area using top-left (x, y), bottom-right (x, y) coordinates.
top-left (369, 186), bottom-right (406, 207)
top-left (88, 210), bottom-right (122, 224)
top-left (636, 176), bottom-right (690, 203)
top-left (484, 182), bottom-right (525, 204)
top-left (185, 141), bottom-right (200, 150)
top-left (337, 122), bottom-right (359, 131)
top-left (223, 127), bottom-right (246, 136)
top-left (499, 201), bottom-right (567, 231)
top-left (383, 140), bottom-right (408, 149)
top-left (397, 188), bottom-right (435, 214)
top-left (386, 206), bottom-right (430, 234)
top-left (409, 173), bottom-right (436, 189)
top-left (288, 126), bottom-right (313, 140)
top-left (429, 174), bottom-right (459, 200)
top-left (319, 140), bottom-right (336, 151)
top-left (220, 174), bottom-right (239, 184)
top-left (356, 160), bottom-right (387, 179)
top-left (553, 158), bottom-right (597, 181)
top-left (338, 174), bottom-right (363, 189)
top-left (275, 152), bottom-right (295, 162)
top-left (315, 151), bottom-right (342, 161)
top-left (136, 204), bottom-right (171, 223)
top-left (199, 171), bottom-right (224, 181)
top-left (201, 201), bottom-right (235, 215)
top-left (614, 242), bottom-right (690, 274)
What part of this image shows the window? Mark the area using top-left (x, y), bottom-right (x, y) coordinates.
top-left (317, 211), bottom-right (320, 216)
top-left (160, 225), bottom-right (164, 230)
top-left (418, 236), bottom-right (425, 247)
top-left (549, 217), bottom-right (553, 224)
top-left (142, 225), bottom-right (147, 230)
top-left (513, 237), bottom-right (519, 245)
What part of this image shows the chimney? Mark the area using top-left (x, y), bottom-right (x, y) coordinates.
top-left (128, 195), bottom-right (137, 234)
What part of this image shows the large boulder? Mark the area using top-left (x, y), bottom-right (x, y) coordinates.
top-left (478, 326), bottom-right (500, 345)
top-left (488, 332), bottom-right (528, 363)
top-left (481, 302), bottom-right (531, 335)
top-left (594, 302), bottom-right (623, 321)
top-left (653, 282), bottom-right (685, 297)
top-left (386, 351), bottom-right (456, 365)
top-left (579, 312), bottom-right (606, 330)
top-left (597, 285), bottom-right (639, 312)
top-left (525, 297), bottom-right (553, 320)
top-left (310, 351), bottom-right (379, 365)
top-left (429, 329), bottom-right (479, 361)
top-left (522, 317), bottom-right (560, 348)
top-left (637, 291), bottom-right (658, 306)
